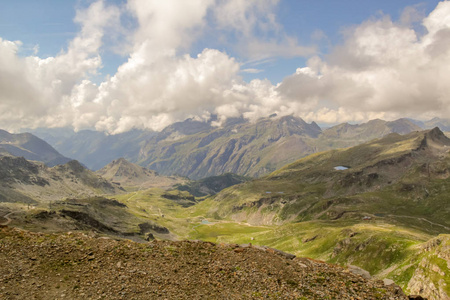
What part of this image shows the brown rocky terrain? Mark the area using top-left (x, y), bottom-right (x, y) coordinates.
top-left (0, 226), bottom-right (409, 299)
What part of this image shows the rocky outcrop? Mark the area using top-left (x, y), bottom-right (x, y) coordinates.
top-left (138, 222), bottom-right (170, 234)
top-left (407, 236), bottom-right (450, 300)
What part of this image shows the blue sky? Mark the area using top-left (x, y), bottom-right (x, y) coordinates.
top-left (0, 0), bottom-right (449, 133)
top-left (1, 0), bottom-right (440, 83)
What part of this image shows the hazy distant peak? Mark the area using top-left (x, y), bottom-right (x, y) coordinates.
top-left (0, 129), bottom-right (72, 167)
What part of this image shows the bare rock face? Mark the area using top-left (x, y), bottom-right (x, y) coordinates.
top-left (348, 265), bottom-right (372, 280)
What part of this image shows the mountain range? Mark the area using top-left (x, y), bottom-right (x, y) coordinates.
top-left (208, 127), bottom-right (450, 229)
top-left (27, 115), bottom-right (441, 179)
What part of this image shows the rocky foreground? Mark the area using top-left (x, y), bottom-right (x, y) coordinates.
top-left (0, 227), bottom-right (411, 300)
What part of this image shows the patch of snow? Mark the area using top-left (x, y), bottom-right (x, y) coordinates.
top-left (334, 166), bottom-right (349, 171)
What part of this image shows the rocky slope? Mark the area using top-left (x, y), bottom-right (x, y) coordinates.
top-left (0, 129), bottom-right (71, 167)
top-left (0, 196), bottom-right (172, 241)
top-left (0, 226), bottom-right (409, 299)
top-left (96, 158), bottom-right (185, 189)
top-left (0, 156), bottom-right (120, 203)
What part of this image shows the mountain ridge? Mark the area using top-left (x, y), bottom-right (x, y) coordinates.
top-left (96, 157), bottom-right (186, 189)
top-left (0, 129), bottom-right (72, 166)
top-left (0, 155), bottom-right (121, 203)
top-left (28, 116), bottom-right (442, 179)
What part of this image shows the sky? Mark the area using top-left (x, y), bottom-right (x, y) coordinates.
top-left (0, 0), bottom-right (449, 133)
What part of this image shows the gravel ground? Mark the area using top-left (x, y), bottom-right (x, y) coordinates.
top-left (0, 227), bottom-right (408, 299)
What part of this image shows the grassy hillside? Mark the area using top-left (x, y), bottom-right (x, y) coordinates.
top-left (205, 129), bottom-right (450, 231)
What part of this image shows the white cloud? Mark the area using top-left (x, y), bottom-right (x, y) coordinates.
top-left (275, 1), bottom-right (450, 123)
top-left (93, 48), bottom-right (241, 133)
top-left (2, 1), bottom-right (450, 134)
top-left (0, 0), bottom-right (120, 131)
top-left (212, 0), bottom-right (315, 61)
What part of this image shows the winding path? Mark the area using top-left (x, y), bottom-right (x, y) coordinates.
top-left (388, 214), bottom-right (450, 232)
top-left (0, 212), bottom-right (13, 226)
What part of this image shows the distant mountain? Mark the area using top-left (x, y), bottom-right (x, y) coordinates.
top-left (317, 118), bottom-right (422, 149)
top-left (137, 115), bottom-right (322, 179)
top-left (405, 117), bottom-right (450, 132)
top-left (0, 129), bottom-right (72, 166)
top-left (0, 156), bottom-right (121, 203)
top-left (423, 117), bottom-right (450, 131)
top-left (30, 128), bottom-right (156, 171)
top-left (96, 158), bottom-right (185, 189)
top-left (30, 116), bottom-right (424, 179)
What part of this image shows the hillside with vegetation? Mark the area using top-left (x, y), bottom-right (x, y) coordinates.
top-left (178, 128), bottom-right (450, 299)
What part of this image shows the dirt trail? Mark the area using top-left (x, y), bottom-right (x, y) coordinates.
top-left (389, 214), bottom-right (450, 231)
top-left (0, 212), bottom-right (13, 226)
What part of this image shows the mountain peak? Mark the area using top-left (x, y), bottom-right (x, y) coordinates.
top-left (112, 157), bottom-right (129, 165)
top-left (422, 127), bottom-right (450, 148)
top-left (97, 158), bottom-right (184, 189)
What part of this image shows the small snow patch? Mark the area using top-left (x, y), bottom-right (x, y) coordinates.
top-left (334, 166), bottom-right (349, 171)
